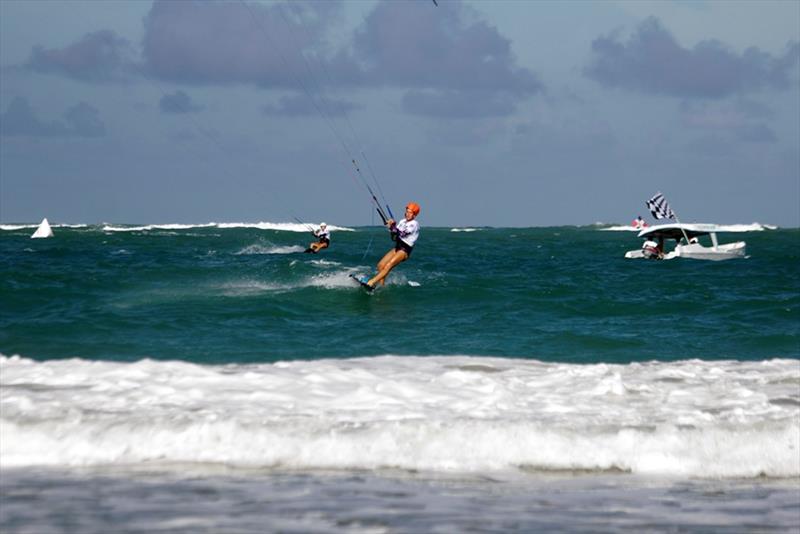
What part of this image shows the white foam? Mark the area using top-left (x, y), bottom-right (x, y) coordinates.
top-left (306, 270), bottom-right (363, 289)
top-left (450, 228), bottom-right (480, 232)
top-left (1, 224), bottom-right (37, 231)
top-left (102, 223), bottom-right (217, 232)
top-left (1, 355), bottom-right (797, 478)
top-left (599, 223), bottom-right (775, 232)
top-left (100, 222), bottom-right (354, 233)
top-left (218, 267), bottom-right (364, 294)
top-left (2, 223), bottom-right (88, 231)
top-left (235, 244), bottom-right (305, 255)
top-left (309, 259), bottom-right (341, 267)
top-left (600, 225), bottom-right (641, 232)
top-left (216, 222), bottom-right (353, 232)
top-left (715, 223), bottom-right (775, 232)
top-left (219, 280), bottom-right (288, 295)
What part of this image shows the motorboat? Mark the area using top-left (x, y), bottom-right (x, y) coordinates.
top-left (625, 223), bottom-right (746, 261)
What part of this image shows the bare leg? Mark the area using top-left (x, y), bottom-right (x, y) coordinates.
top-left (376, 249), bottom-right (395, 272)
top-left (368, 249), bottom-right (408, 287)
top-left (371, 249), bottom-right (397, 286)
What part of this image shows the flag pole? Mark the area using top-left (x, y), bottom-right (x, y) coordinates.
top-left (672, 212), bottom-right (692, 248)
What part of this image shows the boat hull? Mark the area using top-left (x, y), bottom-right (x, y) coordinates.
top-left (674, 241), bottom-right (746, 261)
top-left (625, 241), bottom-right (746, 261)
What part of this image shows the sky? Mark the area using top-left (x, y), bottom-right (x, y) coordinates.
top-left (1, 0), bottom-right (798, 227)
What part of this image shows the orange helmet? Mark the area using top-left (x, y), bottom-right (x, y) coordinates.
top-left (406, 202), bottom-right (421, 216)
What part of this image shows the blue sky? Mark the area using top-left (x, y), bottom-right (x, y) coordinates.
top-left (1, 0), bottom-right (798, 227)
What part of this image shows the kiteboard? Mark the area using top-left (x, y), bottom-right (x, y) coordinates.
top-left (349, 274), bottom-right (375, 293)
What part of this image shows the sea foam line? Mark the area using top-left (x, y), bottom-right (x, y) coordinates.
top-left (0, 223), bottom-right (88, 231)
top-left (100, 222), bottom-right (354, 233)
top-left (1, 355), bottom-right (798, 477)
top-left (234, 244), bottom-right (306, 255)
top-left (599, 222), bottom-right (775, 232)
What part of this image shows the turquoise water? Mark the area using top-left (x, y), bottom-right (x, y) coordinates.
top-left (1, 224), bottom-right (797, 363)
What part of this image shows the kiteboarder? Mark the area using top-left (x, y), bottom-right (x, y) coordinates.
top-left (363, 202), bottom-right (420, 289)
top-left (305, 222), bottom-right (330, 253)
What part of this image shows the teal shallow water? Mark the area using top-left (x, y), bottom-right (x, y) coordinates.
top-left (1, 225), bottom-right (797, 363)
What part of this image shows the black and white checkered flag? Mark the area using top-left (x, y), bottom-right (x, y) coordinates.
top-left (646, 192), bottom-right (676, 220)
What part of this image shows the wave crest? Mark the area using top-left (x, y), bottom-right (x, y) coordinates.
top-left (2, 355), bottom-right (797, 478)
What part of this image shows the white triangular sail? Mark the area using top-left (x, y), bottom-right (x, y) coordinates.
top-left (31, 218), bottom-right (54, 239)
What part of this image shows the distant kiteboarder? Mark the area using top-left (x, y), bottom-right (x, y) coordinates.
top-left (355, 202), bottom-right (420, 291)
top-left (305, 222), bottom-right (330, 254)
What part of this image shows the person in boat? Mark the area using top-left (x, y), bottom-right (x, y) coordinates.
top-left (305, 222), bottom-right (330, 254)
top-left (364, 202), bottom-right (420, 289)
top-left (642, 237), bottom-right (663, 259)
top-left (632, 215), bottom-right (648, 229)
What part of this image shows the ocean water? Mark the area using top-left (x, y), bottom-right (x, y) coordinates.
top-left (1, 222), bottom-right (799, 532)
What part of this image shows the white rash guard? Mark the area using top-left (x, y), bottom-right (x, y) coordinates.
top-left (394, 218), bottom-right (419, 247)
